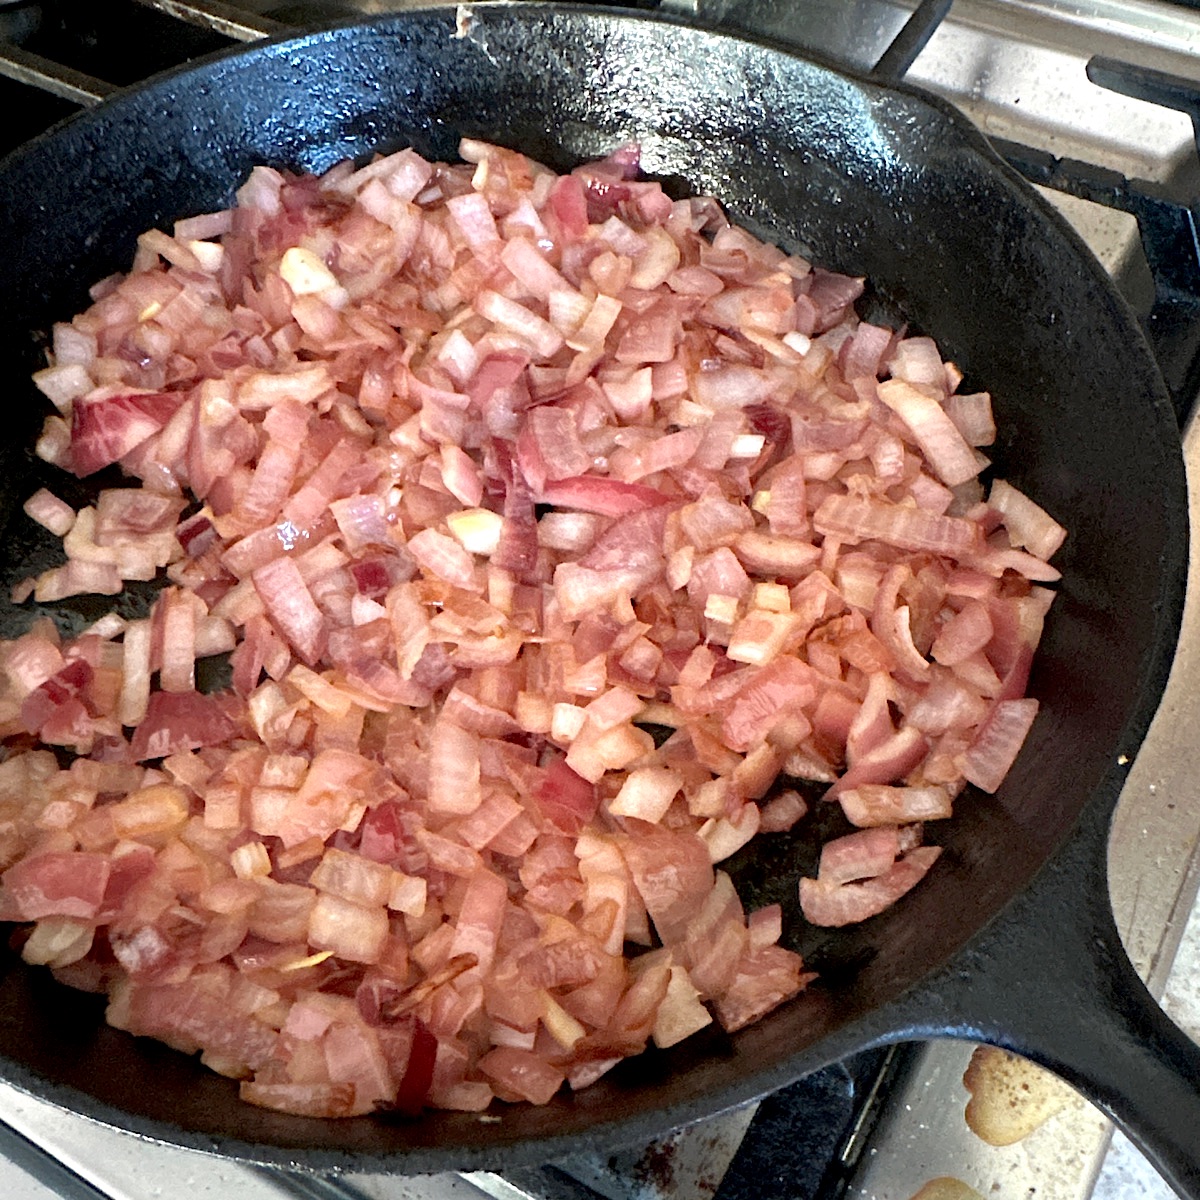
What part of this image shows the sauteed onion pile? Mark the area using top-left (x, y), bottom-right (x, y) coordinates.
top-left (0, 142), bottom-right (1064, 1117)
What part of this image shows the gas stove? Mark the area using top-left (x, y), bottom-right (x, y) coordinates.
top-left (1, 2), bottom-right (1199, 1198)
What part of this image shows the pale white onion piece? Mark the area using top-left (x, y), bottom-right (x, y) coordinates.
top-left (22, 488), bottom-right (76, 536)
top-left (877, 378), bottom-right (984, 488)
top-left (988, 479), bottom-right (1067, 561)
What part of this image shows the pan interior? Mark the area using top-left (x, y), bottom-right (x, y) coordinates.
top-left (0, 4), bottom-right (1184, 1170)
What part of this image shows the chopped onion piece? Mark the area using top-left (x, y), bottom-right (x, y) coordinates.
top-left (609, 766), bottom-right (684, 822)
top-left (308, 893), bottom-right (388, 964)
top-left (280, 246), bottom-right (339, 295)
top-left (23, 488), bottom-right (76, 536)
top-left (447, 508), bottom-right (504, 556)
top-left (988, 479), bottom-right (1067, 561)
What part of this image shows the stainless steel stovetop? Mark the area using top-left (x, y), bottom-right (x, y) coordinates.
top-left (1, 2), bottom-right (1200, 1198)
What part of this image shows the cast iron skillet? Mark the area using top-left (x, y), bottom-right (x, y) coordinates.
top-left (0, 3), bottom-right (1198, 1191)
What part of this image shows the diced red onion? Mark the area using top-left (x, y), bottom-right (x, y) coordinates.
top-left (0, 139), bottom-right (1063, 1122)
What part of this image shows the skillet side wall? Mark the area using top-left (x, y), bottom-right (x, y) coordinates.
top-left (0, 7), bottom-right (1184, 1171)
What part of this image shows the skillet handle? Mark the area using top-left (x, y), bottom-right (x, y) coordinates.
top-left (900, 806), bottom-right (1200, 1197)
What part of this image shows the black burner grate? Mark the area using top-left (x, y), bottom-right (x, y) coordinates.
top-left (995, 55), bottom-right (1200, 421)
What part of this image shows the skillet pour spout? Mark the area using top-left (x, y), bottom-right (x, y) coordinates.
top-left (0, 2), bottom-right (1193, 1187)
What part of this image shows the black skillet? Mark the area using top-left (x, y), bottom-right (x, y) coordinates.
top-left (0, 2), bottom-right (1198, 1192)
